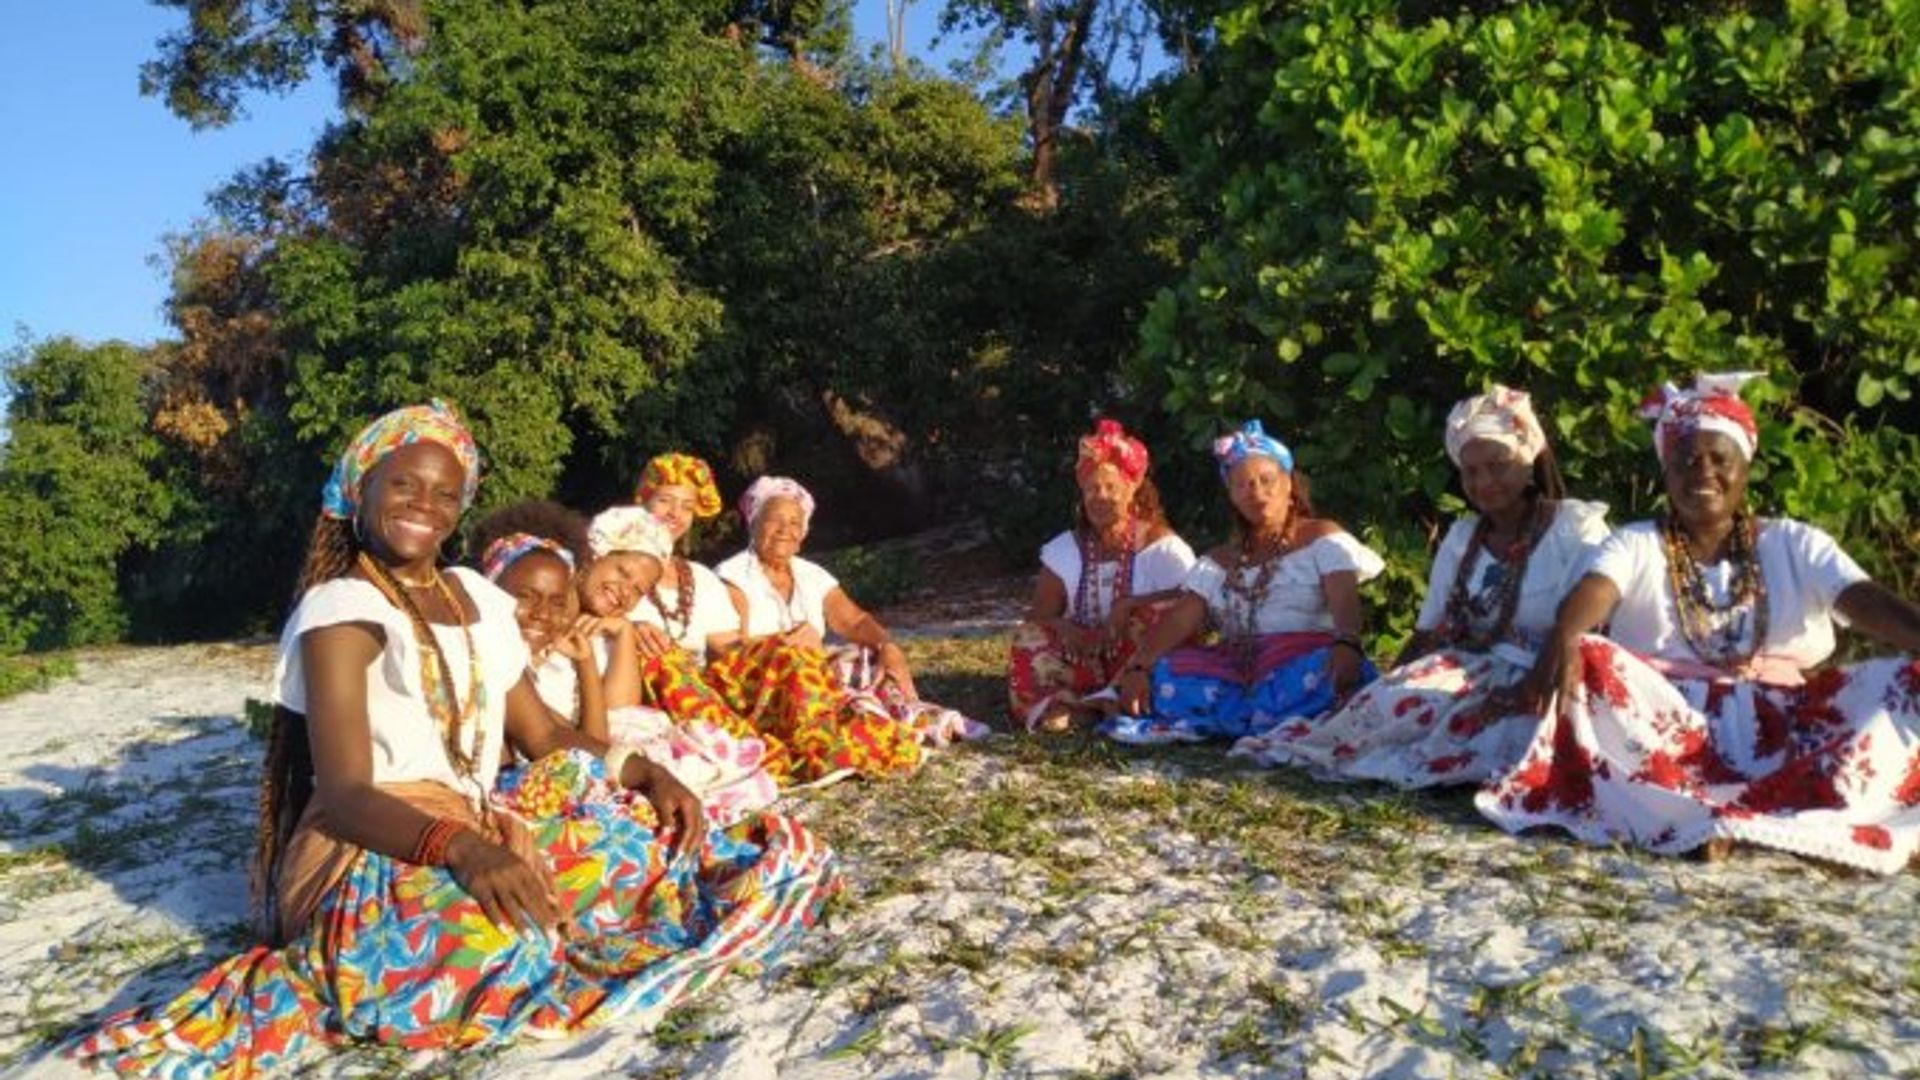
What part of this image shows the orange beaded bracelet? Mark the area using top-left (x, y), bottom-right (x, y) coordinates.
top-left (411, 816), bottom-right (467, 866)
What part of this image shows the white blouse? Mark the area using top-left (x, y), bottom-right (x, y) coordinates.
top-left (528, 635), bottom-right (612, 723)
top-left (629, 560), bottom-right (739, 662)
top-left (715, 551), bottom-right (841, 638)
top-left (1039, 530), bottom-right (1197, 623)
top-left (1414, 499), bottom-right (1611, 650)
top-left (272, 567), bottom-right (528, 808)
top-left (1590, 518), bottom-right (1870, 669)
top-left (1182, 532), bottom-right (1386, 635)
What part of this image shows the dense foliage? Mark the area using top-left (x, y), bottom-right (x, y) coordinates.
top-left (0, 339), bottom-right (171, 650)
top-left (7, 0), bottom-right (1919, 654)
top-left (1139, 0), bottom-right (1920, 644)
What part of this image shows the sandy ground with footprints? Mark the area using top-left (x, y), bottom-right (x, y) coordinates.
top-left (1, 566), bottom-right (1916, 1078)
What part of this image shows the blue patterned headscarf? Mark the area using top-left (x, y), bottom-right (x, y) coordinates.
top-left (1211, 420), bottom-right (1294, 479)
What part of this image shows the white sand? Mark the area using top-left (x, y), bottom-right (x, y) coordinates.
top-left (2, 643), bottom-right (1916, 1079)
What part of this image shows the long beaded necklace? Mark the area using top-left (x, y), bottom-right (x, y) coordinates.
top-left (649, 555), bottom-right (697, 643)
top-left (1072, 517), bottom-right (1137, 629)
top-left (1222, 510), bottom-right (1293, 679)
top-left (357, 552), bottom-right (487, 783)
top-left (1440, 497), bottom-right (1547, 651)
top-left (1660, 512), bottom-right (1770, 670)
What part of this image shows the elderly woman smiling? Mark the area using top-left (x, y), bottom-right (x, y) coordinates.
top-left (1477, 374), bottom-right (1920, 872)
top-left (716, 477), bottom-right (982, 763)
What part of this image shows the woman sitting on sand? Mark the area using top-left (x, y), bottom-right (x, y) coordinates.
top-left (1110, 421), bottom-right (1382, 745)
top-left (629, 453), bottom-right (747, 664)
top-left (1477, 374), bottom-right (1920, 873)
top-left (1008, 419), bottom-right (1195, 733)
top-left (714, 477), bottom-right (984, 771)
top-left (69, 402), bottom-right (836, 1076)
top-left (474, 500), bottom-right (777, 825)
top-left (1236, 387), bottom-right (1609, 786)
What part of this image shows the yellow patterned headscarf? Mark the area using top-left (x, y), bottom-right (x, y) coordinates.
top-left (320, 399), bottom-right (480, 520)
top-left (635, 452), bottom-right (722, 519)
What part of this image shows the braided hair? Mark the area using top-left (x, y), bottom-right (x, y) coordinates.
top-left (254, 516), bottom-right (355, 942)
top-left (255, 512), bottom-right (475, 944)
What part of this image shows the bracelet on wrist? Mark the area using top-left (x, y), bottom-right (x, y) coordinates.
top-left (411, 816), bottom-right (469, 866)
top-left (1330, 635), bottom-right (1365, 656)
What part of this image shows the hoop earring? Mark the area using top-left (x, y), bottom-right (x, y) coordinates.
top-left (351, 512), bottom-right (368, 546)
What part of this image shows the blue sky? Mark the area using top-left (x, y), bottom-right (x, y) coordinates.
top-left (0, 1), bottom-right (951, 353)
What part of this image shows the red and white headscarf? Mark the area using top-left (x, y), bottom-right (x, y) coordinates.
top-left (1075, 419), bottom-right (1150, 485)
top-left (1444, 384), bottom-right (1547, 466)
top-left (1637, 372), bottom-right (1762, 464)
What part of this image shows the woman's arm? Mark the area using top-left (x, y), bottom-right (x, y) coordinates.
top-left (573, 640), bottom-right (610, 743)
top-left (824, 586), bottom-right (917, 699)
top-left (1392, 629), bottom-right (1441, 670)
top-left (1320, 569), bottom-right (1366, 696)
top-left (596, 619), bottom-right (641, 707)
top-left (1511, 573), bottom-right (1621, 714)
top-left (1114, 592), bottom-right (1209, 714)
top-left (1835, 581), bottom-right (1920, 654)
top-left (304, 624), bottom-right (559, 933)
top-left (1025, 568), bottom-right (1069, 623)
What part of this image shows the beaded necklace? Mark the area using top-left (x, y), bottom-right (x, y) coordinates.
top-left (357, 552), bottom-right (487, 782)
top-left (1222, 510), bottom-right (1294, 678)
top-left (1440, 497), bottom-right (1548, 651)
top-left (1659, 512), bottom-right (1769, 670)
top-left (1072, 518), bottom-right (1137, 629)
top-left (649, 555), bottom-right (697, 643)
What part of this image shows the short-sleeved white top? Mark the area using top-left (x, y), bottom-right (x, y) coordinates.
top-left (1414, 499), bottom-right (1611, 647)
top-left (1590, 518), bottom-right (1870, 669)
top-left (628, 560), bottom-right (739, 662)
top-left (528, 635), bottom-right (612, 723)
top-left (1182, 532), bottom-right (1386, 635)
top-left (715, 551), bottom-right (841, 637)
top-left (271, 567), bottom-right (529, 807)
top-left (1039, 529), bottom-right (1197, 623)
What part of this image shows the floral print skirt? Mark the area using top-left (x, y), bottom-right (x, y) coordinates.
top-left (1102, 632), bottom-right (1376, 746)
top-left (1005, 606), bottom-right (1165, 731)
top-left (1236, 645), bottom-right (1539, 789)
top-left (68, 752), bottom-right (839, 1078)
top-left (1476, 636), bottom-right (1920, 873)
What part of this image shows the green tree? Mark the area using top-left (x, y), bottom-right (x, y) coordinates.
top-left (1141, 0), bottom-right (1920, 645)
top-left (0, 339), bottom-right (172, 651)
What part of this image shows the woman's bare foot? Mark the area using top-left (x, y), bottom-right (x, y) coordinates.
top-left (1697, 837), bottom-right (1735, 863)
top-left (1034, 708), bottom-right (1074, 734)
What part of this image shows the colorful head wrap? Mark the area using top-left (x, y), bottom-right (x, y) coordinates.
top-left (320, 399), bottom-right (480, 520)
top-left (1636, 372), bottom-right (1762, 464)
top-left (1212, 420), bottom-right (1294, 479)
top-left (1076, 419), bottom-right (1150, 485)
top-left (481, 532), bottom-right (576, 582)
top-left (587, 507), bottom-right (671, 560)
top-left (738, 476), bottom-right (816, 532)
top-left (1444, 384), bottom-right (1547, 466)
top-left (635, 452), bottom-right (722, 519)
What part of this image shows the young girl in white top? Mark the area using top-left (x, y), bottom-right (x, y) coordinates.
top-left (1109, 420), bottom-right (1384, 746)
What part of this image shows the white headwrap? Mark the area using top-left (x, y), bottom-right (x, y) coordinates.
top-left (587, 506), bottom-right (671, 560)
top-left (1444, 384), bottom-right (1547, 466)
top-left (738, 476), bottom-right (816, 532)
